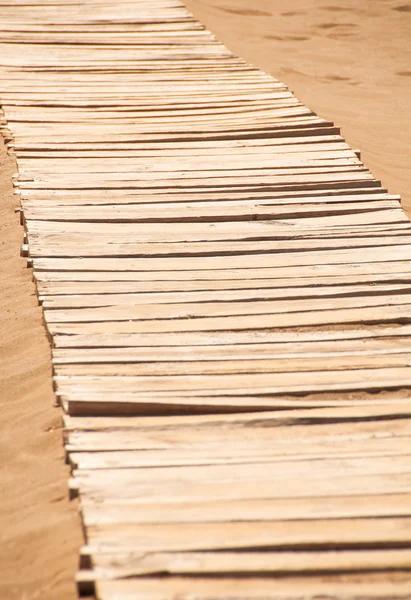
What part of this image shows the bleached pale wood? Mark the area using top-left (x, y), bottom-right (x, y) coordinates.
top-left (82, 516), bottom-right (411, 553)
top-left (31, 244), bottom-right (411, 272)
top-left (81, 548), bottom-right (411, 579)
top-left (34, 271), bottom-right (411, 296)
top-left (69, 440), bottom-right (411, 470)
top-left (52, 352), bottom-right (411, 376)
top-left (57, 380), bottom-right (411, 415)
top-left (34, 261), bottom-right (411, 284)
top-left (12, 127), bottom-right (341, 151)
top-left (51, 337), bottom-right (411, 364)
top-left (95, 576), bottom-right (411, 600)
top-left (15, 137), bottom-right (348, 156)
top-left (71, 469), bottom-right (411, 504)
top-left (65, 415), bottom-right (411, 455)
top-left (39, 282), bottom-right (411, 309)
top-left (62, 402), bottom-right (411, 429)
top-left (52, 324), bottom-right (411, 348)
top-left (42, 294), bottom-right (411, 324)
top-left (5, 0), bottom-right (411, 594)
top-left (26, 235), bottom-right (411, 261)
top-left (45, 305), bottom-right (411, 334)
top-left (25, 219), bottom-right (407, 239)
top-left (62, 395), bottom-right (389, 417)
top-left (79, 508), bottom-right (410, 552)
top-left (54, 365), bottom-right (411, 392)
top-left (19, 186), bottom-right (388, 205)
top-left (18, 170), bottom-right (376, 190)
top-left (79, 491), bottom-right (411, 524)
top-left (24, 199), bottom-right (397, 222)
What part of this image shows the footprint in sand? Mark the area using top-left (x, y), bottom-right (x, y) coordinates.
top-left (318, 22), bottom-right (342, 29)
top-left (315, 22), bottom-right (357, 39)
top-left (280, 11), bottom-right (306, 17)
top-left (321, 5), bottom-right (352, 11)
top-left (393, 4), bottom-right (411, 11)
top-left (264, 34), bottom-right (310, 42)
top-left (317, 22), bottom-right (357, 29)
top-left (218, 7), bottom-right (271, 17)
top-left (323, 74), bottom-right (352, 82)
top-left (327, 32), bottom-right (357, 39)
top-left (322, 4), bottom-right (376, 17)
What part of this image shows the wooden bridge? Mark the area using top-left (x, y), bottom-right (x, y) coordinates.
top-left (2, 0), bottom-right (411, 597)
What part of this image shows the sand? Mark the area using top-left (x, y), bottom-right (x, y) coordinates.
top-left (1, 0), bottom-right (410, 597)
top-left (0, 139), bottom-right (82, 599)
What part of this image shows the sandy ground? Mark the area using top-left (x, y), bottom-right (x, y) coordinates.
top-left (1, 0), bottom-right (410, 598)
top-left (0, 139), bottom-right (82, 600)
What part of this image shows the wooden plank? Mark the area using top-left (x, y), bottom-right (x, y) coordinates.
top-left (70, 452), bottom-right (411, 485)
top-left (14, 137), bottom-right (350, 156)
top-left (51, 337), bottom-right (411, 364)
top-left (64, 410), bottom-right (411, 454)
top-left (70, 470), bottom-right (411, 503)
top-left (63, 395), bottom-right (401, 417)
top-left (62, 402), bottom-right (411, 430)
top-left (27, 235), bottom-right (411, 259)
top-left (82, 548), bottom-right (411, 578)
top-left (45, 306), bottom-right (411, 333)
top-left (52, 353), bottom-right (411, 377)
top-left (24, 199), bottom-right (398, 223)
top-left (79, 492), bottom-right (411, 525)
top-left (81, 517), bottom-right (411, 552)
top-left (43, 303), bottom-right (411, 336)
top-left (69, 439), bottom-right (411, 470)
top-left (51, 324), bottom-right (411, 349)
top-left (95, 575), bottom-right (411, 600)
top-left (19, 186), bottom-right (389, 205)
top-left (54, 366), bottom-right (411, 393)
top-left (33, 261), bottom-right (411, 283)
top-left (26, 209), bottom-right (409, 235)
top-left (39, 282), bottom-right (411, 309)
top-left (10, 127), bottom-right (342, 150)
top-left (33, 271), bottom-right (411, 296)
top-left (30, 245), bottom-right (411, 273)
top-left (59, 378), bottom-right (411, 415)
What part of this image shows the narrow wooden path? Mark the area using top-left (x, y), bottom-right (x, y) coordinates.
top-left (2, 0), bottom-right (411, 598)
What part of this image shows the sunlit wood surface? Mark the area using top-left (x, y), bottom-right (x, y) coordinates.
top-left (2, 0), bottom-right (411, 597)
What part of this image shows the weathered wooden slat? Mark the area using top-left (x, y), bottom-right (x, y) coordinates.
top-left (80, 547), bottom-right (411, 578)
top-left (65, 413), bottom-right (411, 454)
top-left (78, 491), bottom-right (411, 525)
top-left (39, 282), bottom-right (411, 309)
top-left (52, 324), bottom-right (411, 348)
top-left (30, 245), bottom-right (411, 272)
top-left (42, 293), bottom-right (411, 323)
top-left (51, 337), bottom-right (411, 364)
top-left (26, 235), bottom-right (411, 260)
top-left (82, 517), bottom-right (411, 553)
top-left (71, 469), bottom-right (411, 505)
top-left (94, 575), bottom-right (411, 600)
top-left (52, 353), bottom-right (411, 377)
top-left (59, 390), bottom-right (411, 420)
top-left (24, 199), bottom-right (396, 223)
top-left (45, 306), bottom-right (411, 335)
top-left (33, 272), bottom-right (411, 296)
top-left (69, 441), bottom-right (411, 470)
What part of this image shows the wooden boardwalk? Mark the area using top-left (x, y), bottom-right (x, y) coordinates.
top-left (2, 0), bottom-right (411, 597)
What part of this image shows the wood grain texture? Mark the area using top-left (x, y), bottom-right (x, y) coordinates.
top-left (2, 0), bottom-right (411, 597)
